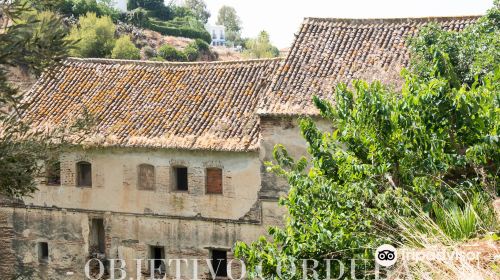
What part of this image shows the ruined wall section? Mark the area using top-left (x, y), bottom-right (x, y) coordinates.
top-left (0, 202), bottom-right (285, 279)
top-left (259, 116), bottom-right (332, 199)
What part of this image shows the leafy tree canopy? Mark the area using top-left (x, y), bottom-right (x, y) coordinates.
top-left (158, 44), bottom-right (187, 61)
top-left (235, 3), bottom-right (499, 279)
top-left (111, 35), bottom-right (140, 59)
top-left (0, 0), bottom-right (74, 198)
top-left (216, 5), bottom-right (241, 33)
top-left (68, 12), bottom-right (116, 58)
top-left (243, 30), bottom-right (279, 58)
top-left (183, 0), bottom-right (210, 24)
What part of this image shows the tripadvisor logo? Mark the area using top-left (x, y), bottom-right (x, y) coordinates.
top-left (375, 244), bottom-right (397, 267)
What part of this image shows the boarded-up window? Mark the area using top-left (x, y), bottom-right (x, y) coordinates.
top-left (172, 166), bottom-right (188, 191)
top-left (138, 164), bottom-right (155, 190)
top-left (46, 161), bottom-right (61, 185)
top-left (206, 168), bottom-right (222, 194)
top-left (77, 161), bottom-right (92, 187)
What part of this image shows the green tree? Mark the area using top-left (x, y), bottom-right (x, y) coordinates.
top-left (235, 4), bottom-right (499, 279)
top-left (68, 12), bottom-right (116, 58)
top-left (216, 5), bottom-right (241, 40)
top-left (111, 35), bottom-right (140, 59)
top-left (127, 0), bottom-right (138, 10)
top-left (49, 0), bottom-right (120, 20)
top-left (184, 0), bottom-right (210, 24)
top-left (243, 31), bottom-right (279, 58)
top-left (158, 44), bottom-right (187, 61)
top-left (0, 0), bottom-right (73, 198)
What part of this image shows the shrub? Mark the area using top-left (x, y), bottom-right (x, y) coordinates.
top-left (193, 38), bottom-right (209, 51)
top-left (183, 39), bottom-right (211, 61)
top-left (68, 12), bottom-right (116, 58)
top-left (127, 0), bottom-right (138, 10)
top-left (111, 36), bottom-right (140, 60)
top-left (147, 23), bottom-right (211, 43)
top-left (183, 44), bottom-right (199, 61)
top-left (170, 5), bottom-right (194, 18)
top-left (432, 194), bottom-right (497, 240)
top-left (130, 0), bottom-right (173, 20)
top-left (58, 0), bottom-right (121, 21)
top-left (125, 8), bottom-right (149, 28)
top-left (149, 56), bottom-right (165, 62)
top-left (158, 44), bottom-right (186, 61)
top-left (234, 5), bottom-right (500, 278)
top-left (142, 46), bottom-right (156, 59)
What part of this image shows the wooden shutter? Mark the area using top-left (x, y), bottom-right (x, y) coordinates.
top-left (206, 168), bottom-right (222, 194)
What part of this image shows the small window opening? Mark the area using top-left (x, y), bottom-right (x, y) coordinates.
top-left (38, 242), bottom-right (49, 263)
top-left (77, 161), bottom-right (92, 187)
top-left (211, 249), bottom-right (227, 277)
top-left (90, 218), bottom-right (105, 254)
top-left (138, 164), bottom-right (155, 190)
top-left (46, 161), bottom-right (61, 185)
top-left (206, 168), bottom-right (223, 194)
top-left (149, 246), bottom-right (166, 275)
top-left (172, 166), bottom-right (188, 191)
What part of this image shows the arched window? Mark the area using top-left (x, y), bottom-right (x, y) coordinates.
top-left (138, 164), bottom-right (155, 190)
top-left (206, 168), bottom-right (222, 194)
top-left (76, 161), bottom-right (92, 187)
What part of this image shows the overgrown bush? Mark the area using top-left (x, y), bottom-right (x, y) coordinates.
top-left (170, 5), bottom-right (195, 18)
top-left (158, 44), bottom-right (186, 61)
top-left (183, 44), bottom-right (199, 61)
top-left (68, 12), bottom-right (116, 58)
top-left (146, 20), bottom-right (211, 42)
top-left (235, 4), bottom-right (500, 279)
top-left (128, 0), bottom-right (173, 20)
top-left (432, 193), bottom-right (497, 240)
top-left (51, 0), bottom-right (121, 21)
top-left (183, 39), bottom-right (211, 61)
top-left (142, 46), bottom-right (156, 59)
top-left (111, 35), bottom-right (140, 60)
top-left (125, 8), bottom-right (149, 28)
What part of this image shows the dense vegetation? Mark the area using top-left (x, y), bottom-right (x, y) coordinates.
top-left (243, 31), bottom-right (280, 58)
top-left (0, 0), bottom-right (76, 197)
top-left (22, 0), bottom-right (279, 61)
top-left (126, 0), bottom-right (211, 42)
top-left (235, 3), bottom-right (499, 279)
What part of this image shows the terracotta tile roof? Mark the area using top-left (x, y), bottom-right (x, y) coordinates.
top-left (259, 16), bottom-right (480, 116)
top-left (24, 57), bottom-right (282, 152)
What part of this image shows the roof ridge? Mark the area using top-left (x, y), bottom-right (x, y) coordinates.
top-left (303, 15), bottom-right (482, 25)
top-left (66, 57), bottom-right (283, 67)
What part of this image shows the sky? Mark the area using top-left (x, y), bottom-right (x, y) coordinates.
top-left (114, 0), bottom-right (494, 48)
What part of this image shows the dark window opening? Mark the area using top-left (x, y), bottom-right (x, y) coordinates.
top-left (138, 164), bottom-right (155, 190)
top-left (46, 161), bottom-right (61, 185)
top-left (77, 161), bottom-right (92, 187)
top-left (90, 218), bottom-right (105, 254)
top-left (211, 250), bottom-right (227, 277)
top-left (149, 246), bottom-right (166, 275)
top-left (206, 168), bottom-right (223, 194)
top-left (172, 166), bottom-right (188, 191)
top-left (38, 242), bottom-right (49, 263)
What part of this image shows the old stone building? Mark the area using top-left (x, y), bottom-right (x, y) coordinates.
top-left (0, 16), bottom-right (477, 279)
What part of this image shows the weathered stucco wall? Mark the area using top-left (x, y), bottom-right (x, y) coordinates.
top-left (259, 116), bottom-right (333, 199)
top-left (0, 202), bottom-right (285, 279)
top-left (0, 146), bottom-right (290, 279)
top-left (25, 149), bottom-right (262, 221)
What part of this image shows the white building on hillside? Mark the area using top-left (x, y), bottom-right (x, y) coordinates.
top-left (205, 23), bottom-right (226, 46)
